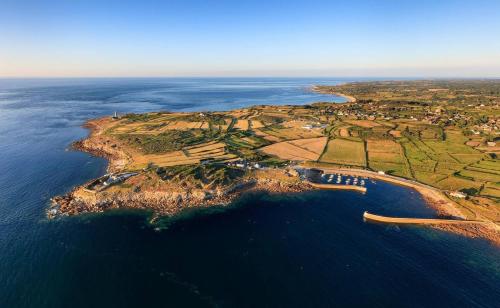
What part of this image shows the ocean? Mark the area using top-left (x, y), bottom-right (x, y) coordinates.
top-left (0, 78), bottom-right (498, 307)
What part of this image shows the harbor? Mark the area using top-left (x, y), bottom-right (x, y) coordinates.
top-left (299, 168), bottom-right (369, 193)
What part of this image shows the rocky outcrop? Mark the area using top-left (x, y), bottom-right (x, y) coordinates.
top-left (49, 171), bottom-right (309, 219)
top-left (72, 121), bottom-right (129, 172)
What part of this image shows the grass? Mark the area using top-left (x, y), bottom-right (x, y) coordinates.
top-left (459, 169), bottom-right (500, 182)
top-left (366, 139), bottom-right (410, 177)
top-left (396, 131), bottom-right (496, 188)
top-left (480, 183), bottom-right (500, 198)
top-left (320, 138), bottom-right (366, 167)
top-left (435, 175), bottom-right (483, 191)
top-left (366, 139), bottom-right (400, 153)
top-left (118, 129), bottom-right (218, 154)
top-left (473, 160), bottom-right (500, 171)
top-left (413, 171), bottom-right (448, 184)
top-left (107, 96), bottom-right (498, 207)
top-left (156, 164), bottom-right (245, 189)
top-left (261, 125), bottom-right (323, 141)
top-left (369, 161), bottom-right (409, 177)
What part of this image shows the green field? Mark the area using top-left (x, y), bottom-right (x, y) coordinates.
top-left (320, 138), bottom-right (366, 167)
top-left (107, 80), bottom-right (499, 211)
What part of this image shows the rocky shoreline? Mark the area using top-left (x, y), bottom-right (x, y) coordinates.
top-left (50, 116), bottom-right (499, 246)
top-left (50, 176), bottom-right (311, 218)
top-left (71, 120), bottom-right (130, 173)
top-left (50, 116), bottom-right (314, 220)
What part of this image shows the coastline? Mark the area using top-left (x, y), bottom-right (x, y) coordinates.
top-left (306, 165), bottom-right (500, 245)
top-left (305, 166), bottom-right (464, 217)
top-left (51, 118), bottom-right (312, 217)
top-left (312, 85), bottom-right (357, 103)
top-left (51, 107), bottom-right (499, 246)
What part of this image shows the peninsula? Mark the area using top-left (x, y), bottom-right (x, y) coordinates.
top-left (51, 80), bottom-right (500, 243)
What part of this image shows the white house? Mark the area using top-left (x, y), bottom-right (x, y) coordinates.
top-left (449, 191), bottom-right (467, 198)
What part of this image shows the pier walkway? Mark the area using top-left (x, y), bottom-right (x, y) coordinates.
top-left (307, 182), bottom-right (367, 193)
top-left (363, 212), bottom-right (488, 226)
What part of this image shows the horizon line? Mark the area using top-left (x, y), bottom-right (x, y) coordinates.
top-left (1, 76), bottom-right (500, 80)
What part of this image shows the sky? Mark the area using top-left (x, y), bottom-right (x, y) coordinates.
top-left (1, 0), bottom-right (500, 78)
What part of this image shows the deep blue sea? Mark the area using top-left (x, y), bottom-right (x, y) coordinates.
top-left (0, 78), bottom-right (499, 307)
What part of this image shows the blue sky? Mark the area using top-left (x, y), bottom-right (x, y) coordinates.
top-left (1, 0), bottom-right (499, 77)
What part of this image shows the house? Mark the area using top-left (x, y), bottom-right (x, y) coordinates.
top-left (449, 191), bottom-right (467, 198)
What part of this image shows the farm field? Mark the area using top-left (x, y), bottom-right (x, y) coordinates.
top-left (127, 142), bottom-right (237, 169)
top-left (105, 105), bottom-right (331, 174)
top-left (260, 125), bottom-right (324, 141)
top-left (96, 80), bottom-right (499, 213)
top-left (320, 138), bottom-right (366, 167)
top-left (481, 183), bottom-right (500, 198)
top-left (233, 119), bottom-right (250, 130)
top-left (260, 137), bottom-right (327, 161)
top-left (317, 80), bottom-right (499, 220)
top-left (53, 79), bottom-right (500, 236)
top-left (106, 103), bottom-right (498, 201)
top-left (288, 137), bottom-right (328, 155)
top-left (366, 139), bottom-right (410, 177)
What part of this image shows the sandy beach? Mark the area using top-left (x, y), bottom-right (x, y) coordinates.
top-left (312, 86), bottom-right (357, 102)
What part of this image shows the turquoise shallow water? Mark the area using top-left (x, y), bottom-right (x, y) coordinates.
top-left (0, 78), bottom-right (499, 307)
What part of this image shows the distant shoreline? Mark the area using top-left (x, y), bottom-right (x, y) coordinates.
top-left (312, 85), bottom-right (356, 102)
